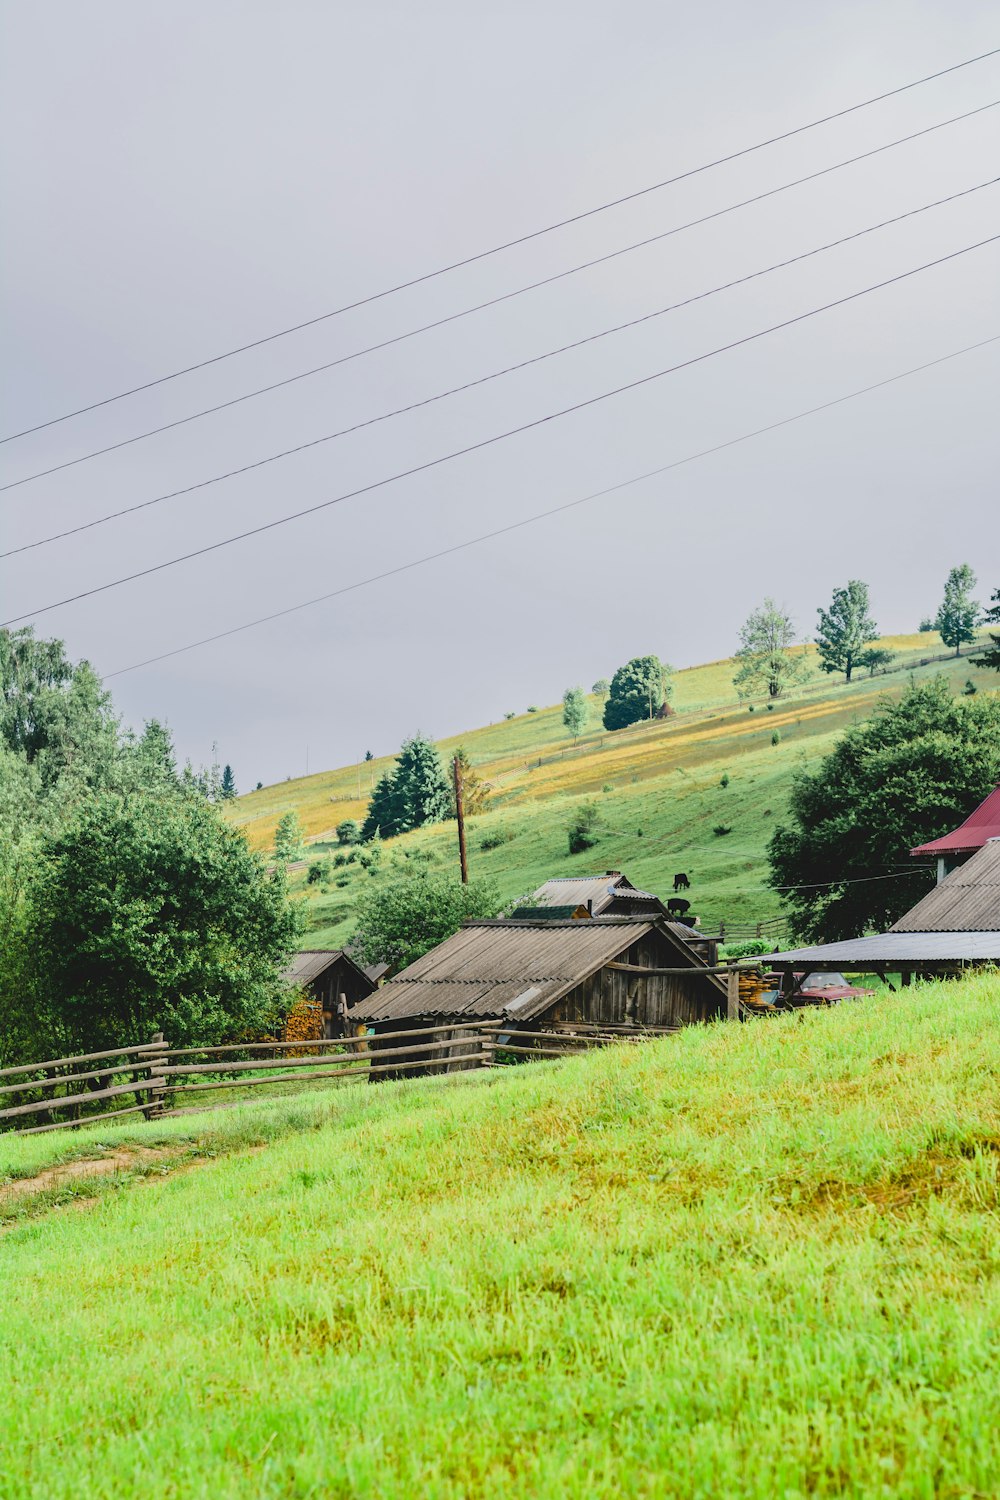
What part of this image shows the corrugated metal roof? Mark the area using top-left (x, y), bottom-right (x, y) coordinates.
top-left (282, 949), bottom-right (374, 988)
top-left (530, 873), bottom-right (663, 914)
top-left (769, 930), bottom-right (1000, 966)
top-left (351, 917), bottom-right (718, 1024)
top-left (891, 839), bottom-right (1000, 932)
top-left (910, 786), bottom-right (1000, 855)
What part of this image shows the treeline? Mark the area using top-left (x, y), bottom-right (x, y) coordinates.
top-left (0, 628), bottom-right (299, 1068)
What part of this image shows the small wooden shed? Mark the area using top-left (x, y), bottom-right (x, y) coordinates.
top-left (282, 949), bottom-right (385, 1038)
top-left (349, 916), bottom-right (726, 1071)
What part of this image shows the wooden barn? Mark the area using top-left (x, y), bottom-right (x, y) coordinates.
top-left (282, 949), bottom-right (386, 1039)
top-left (513, 871), bottom-right (715, 962)
top-left (349, 916), bottom-right (726, 1071)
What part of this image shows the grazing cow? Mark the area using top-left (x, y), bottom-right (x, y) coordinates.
top-left (673, 872), bottom-right (690, 892)
top-left (667, 897), bottom-right (691, 917)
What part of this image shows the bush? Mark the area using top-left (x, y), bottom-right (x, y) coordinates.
top-left (333, 852), bottom-right (347, 868)
top-left (306, 858), bottom-right (330, 885)
top-left (720, 773), bottom-right (730, 788)
top-left (527, 705), bottom-right (538, 713)
top-left (771, 730), bottom-right (781, 746)
top-left (964, 680), bottom-right (978, 696)
top-left (352, 870), bottom-right (503, 970)
top-left (722, 938), bottom-right (774, 961)
top-left (602, 783), bottom-right (613, 793)
top-left (568, 803), bottom-right (599, 854)
top-left (480, 826), bottom-right (515, 851)
top-left (504, 712), bottom-right (516, 721)
top-left (336, 819), bottom-right (361, 846)
top-left (713, 824), bottom-right (733, 837)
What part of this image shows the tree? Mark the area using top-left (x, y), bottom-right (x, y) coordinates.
top-left (767, 678), bottom-right (1000, 942)
top-left (592, 679), bottom-right (610, 700)
top-left (360, 734), bottom-right (452, 841)
top-left (858, 646), bottom-right (895, 678)
top-left (603, 656), bottom-right (670, 730)
top-left (815, 580), bottom-right (878, 683)
top-left (452, 748), bottom-right (490, 816)
top-left (0, 626), bottom-right (119, 791)
top-left (934, 564), bottom-right (979, 657)
top-left (567, 802), bottom-right (599, 854)
top-left (274, 810), bottom-right (305, 862)
top-left (351, 869), bottom-right (502, 971)
top-left (732, 599), bottom-right (807, 700)
top-left (336, 819), bottom-right (361, 845)
top-left (26, 791), bottom-right (299, 1056)
top-left (972, 589), bottom-right (1000, 672)
top-left (220, 764), bottom-right (237, 800)
top-left (562, 686), bottom-right (589, 741)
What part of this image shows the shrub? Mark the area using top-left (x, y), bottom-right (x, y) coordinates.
top-left (602, 783), bottom-right (613, 793)
top-left (722, 938), bottom-right (774, 960)
top-left (504, 712), bottom-right (516, 720)
top-left (964, 679), bottom-right (978, 696)
top-left (333, 852), bottom-right (347, 868)
top-left (336, 819), bottom-right (361, 846)
top-left (527, 705), bottom-right (538, 713)
top-left (306, 858), bottom-right (330, 885)
top-left (771, 730), bottom-right (781, 746)
top-left (568, 803), bottom-right (599, 854)
top-left (480, 827), bottom-right (515, 851)
top-left (720, 772), bottom-right (730, 788)
top-left (713, 824), bottom-right (733, 837)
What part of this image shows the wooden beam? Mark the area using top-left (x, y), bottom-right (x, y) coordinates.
top-left (727, 968), bottom-right (740, 1022)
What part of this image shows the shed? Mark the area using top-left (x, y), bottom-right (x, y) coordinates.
top-left (282, 949), bottom-right (382, 1038)
top-left (350, 916), bottom-right (726, 1070)
top-left (910, 785), bottom-right (1000, 881)
top-left (768, 838), bottom-right (1000, 980)
top-left (529, 871), bottom-right (667, 918)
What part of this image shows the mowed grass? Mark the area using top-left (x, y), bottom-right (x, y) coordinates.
top-left (2, 976), bottom-right (999, 1498)
top-left (228, 634), bottom-right (995, 947)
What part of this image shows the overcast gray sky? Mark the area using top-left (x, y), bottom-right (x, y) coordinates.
top-left (2, 1), bottom-right (998, 788)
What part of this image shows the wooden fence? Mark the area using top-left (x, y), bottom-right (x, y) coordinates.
top-left (0, 1020), bottom-right (682, 1135)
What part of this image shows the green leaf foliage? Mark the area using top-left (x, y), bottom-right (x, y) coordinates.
top-left (767, 678), bottom-right (1000, 942)
top-left (815, 580), bottom-right (878, 683)
top-left (603, 656), bottom-right (670, 731)
top-left (562, 686), bottom-right (588, 741)
top-left (26, 791), bottom-right (300, 1055)
top-left (274, 811), bottom-right (305, 862)
top-left (732, 599), bottom-right (807, 700)
top-left (934, 564), bottom-right (979, 657)
top-left (351, 869), bottom-right (503, 971)
top-left (972, 588), bottom-right (1000, 672)
top-left (360, 735), bottom-right (451, 841)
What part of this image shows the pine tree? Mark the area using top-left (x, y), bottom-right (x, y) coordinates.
top-left (815, 580), bottom-right (877, 683)
top-left (973, 588), bottom-right (1000, 672)
top-left (359, 735), bottom-right (451, 841)
top-left (220, 764), bottom-right (237, 800)
top-left (934, 564), bottom-right (979, 657)
top-left (360, 771), bottom-right (401, 842)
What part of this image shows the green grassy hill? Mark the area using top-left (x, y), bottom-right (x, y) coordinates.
top-left (2, 978), bottom-right (998, 1496)
top-left (228, 633), bottom-right (996, 947)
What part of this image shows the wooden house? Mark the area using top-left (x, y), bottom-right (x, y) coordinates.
top-left (349, 916), bottom-right (726, 1071)
top-left (910, 785), bottom-right (1000, 883)
top-left (282, 949), bottom-right (386, 1039)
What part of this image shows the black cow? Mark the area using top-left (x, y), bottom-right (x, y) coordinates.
top-left (667, 897), bottom-right (691, 917)
top-left (673, 872), bottom-right (690, 892)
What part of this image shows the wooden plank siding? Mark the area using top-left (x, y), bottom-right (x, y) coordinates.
top-left (536, 932), bottom-right (723, 1032)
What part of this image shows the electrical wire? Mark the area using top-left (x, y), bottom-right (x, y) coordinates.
top-left (5, 97), bottom-right (998, 496)
top-left (99, 330), bottom-right (1000, 678)
top-left (3, 43), bottom-right (999, 446)
top-left (8, 173), bottom-right (997, 548)
top-left (6, 232), bottom-right (998, 629)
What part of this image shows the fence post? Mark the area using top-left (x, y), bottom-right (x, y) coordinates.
top-left (145, 1032), bottom-right (168, 1119)
top-left (726, 968), bottom-right (740, 1022)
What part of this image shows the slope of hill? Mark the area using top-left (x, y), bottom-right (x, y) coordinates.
top-left (2, 979), bottom-right (998, 1497)
top-left (228, 633), bottom-right (995, 947)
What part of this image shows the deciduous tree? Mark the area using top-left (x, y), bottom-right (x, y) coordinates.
top-left (972, 588), bottom-right (1000, 673)
top-left (562, 686), bottom-right (589, 741)
top-left (603, 656), bottom-right (671, 730)
top-left (352, 869), bottom-right (502, 970)
top-left (732, 599), bottom-right (807, 700)
top-left (815, 580), bottom-right (878, 683)
top-left (274, 810), bottom-right (305, 862)
top-left (934, 564), bottom-right (979, 657)
top-left (767, 678), bottom-right (1000, 941)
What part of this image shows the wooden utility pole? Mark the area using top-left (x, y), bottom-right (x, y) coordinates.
top-left (453, 755), bottom-right (469, 884)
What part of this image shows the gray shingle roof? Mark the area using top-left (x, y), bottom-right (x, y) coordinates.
top-left (891, 839), bottom-right (1000, 932)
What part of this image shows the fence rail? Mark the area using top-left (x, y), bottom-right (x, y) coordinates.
top-left (0, 1016), bottom-right (691, 1136)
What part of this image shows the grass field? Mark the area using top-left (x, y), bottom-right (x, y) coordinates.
top-left (226, 632), bottom-right (996, 947)
top-left (2, 976), bottom-right (999, 1497)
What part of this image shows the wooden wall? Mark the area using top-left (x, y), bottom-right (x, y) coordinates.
top-left (539, 931), bottom-right (724, 1030)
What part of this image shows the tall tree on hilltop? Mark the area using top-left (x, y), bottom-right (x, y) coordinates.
top-left (972, 588), bottom-right (1000, 673)
top-left (603, 656), bottom-right (672, 730)
top-left (767, 678), bottom-right (1000, 942)
top-left (732, 599), bottom-right (807, 700)
top-left (562, 686), bottom-right (589, 742)
top-left (220, 764), bottom-right (237, 800)
top-left (934, 564), bottom-right (979, 657)
top-left (815, 580), bottom-right (878, 683)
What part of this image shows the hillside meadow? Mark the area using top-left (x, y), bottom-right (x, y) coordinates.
top-left (226, 633), bottom-right (996, 946)
top-left (1, 977), bottom-right (998, 1498)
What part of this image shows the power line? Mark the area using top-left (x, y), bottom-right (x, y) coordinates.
top-left (5, 98), bottom-right (998, 497)
top-left (3, 44), bottom-right (999, 446)
top-left (8, 174), bottom-right (997, 552)
top-left (6, 232), bottom-right (998, 629)
top-left (92, 329), bottom-right (997, 676)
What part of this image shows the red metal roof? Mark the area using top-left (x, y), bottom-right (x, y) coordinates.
top-left (910, 787), bottom-right (1000, 855)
